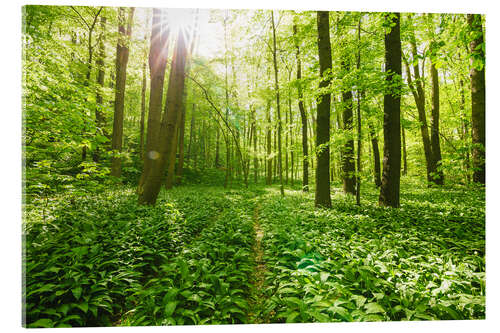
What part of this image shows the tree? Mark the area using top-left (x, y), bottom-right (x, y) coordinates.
top-left (139, 36), bottom-right (148, 160)
top-left (369, 121), bottom-right (382, 187)
top-left (340, 40), bottom-right (356, 196)
top-left (271, 10), bottom-right (284, 196)
top-left (138, 9), bottom-right (169, 191)
top-left (315, 11), bottom-right (332, 208)
top-left (110, 7), bottom-right (134, 178)
top-left (403, 14), bottom-right (436, 185)
top-left (429, 42), bottom-right (444, 185)
top-left (379, 12), bottom-right (402, 208)
top-left (69, 6), bottom-right (103, 161)
top-left (355, 15), bottom-right (363, 205)
top-left (139, 25), bottom-right (189, 204)
top-left (467, 14), bottom-right (485, 185)
top-left (92, 16), bottom-right (107, 162)
top-left (293, 23), bottom-right (309, 191)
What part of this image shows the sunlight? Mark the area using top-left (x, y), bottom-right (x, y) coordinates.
top-left (165, 8), bottom-right (195, 39)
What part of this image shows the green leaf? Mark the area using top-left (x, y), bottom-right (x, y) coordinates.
top-left (286, 311), bottom-right (300, 323)
top-left (165, 301), bottom-right (177, 317)
top-left (364, 302), bottom-right (385, 314)
top-left (72, 287), bottom-right (82, 300)
top-left (76, 302), bottom-right (88, 313)
top-left (308, 310), bottom-right (329, 322)
top-left (351, 295), bottom-right (367, 308)
top-left (29, 318), bottom-right (54, 328)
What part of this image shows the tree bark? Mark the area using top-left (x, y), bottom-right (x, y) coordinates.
top-left (138, 9), bottom-right (169, 190)
top-left (404, 18), bottom-right (436, 184)
top-left (355, 15), bottom-right (362, 206)
top-left (253, 109), bottom-right (258, 183)
top-left (111, 7), bottom-right (134, 178)
top-left (467, 14), bottom-right (485, 184)
top-left (138, 28), bottom-right (188, 204)
top-left (369, 121), bottom-right (382, 187)
top-left (266, 100), bottom-right (272, 185)
top-left (93, 16), bottom-right (106, 162)
top-left (175, 98), bottom-right (186, 184)
top-left (139, 41), bottom-right (147, 160)
top-left (294, 24), bottom-right (309, 192)
top-left (401, 114), bottom-right (408, 176)
top-left (459, 78), bottom-right (470, 181)
top-left (379, 12), bottom-right (401, 208)
top-left (341, 64), bottom-right (355, 195)
top-left (271, 11), bottom-right (284, 196)
top-left (315, 11), bottom-right (332, 208)
top-left (430, 59), bottom-right (444, 184)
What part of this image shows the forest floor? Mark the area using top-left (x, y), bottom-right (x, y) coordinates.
top-left (23, 179), bottom-right (485, 327)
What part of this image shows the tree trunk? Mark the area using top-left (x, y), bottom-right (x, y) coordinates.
top-left (355, 16), bottom-right (362, 205)
top-left (401, 114), bottom-right (408, 176)
top-left (369, 121), bottom-right (382, 187)
top-left (266, 100), bottom-right (272, 185)
top-left (111, 7), bottom-right (134, 178)
top-left (289, 86), bottom-right (294, 187)
top-left (467, 14), bottom-right (485, 185)
top-left (93, 16), bottom-right (106, 162)
top-left (138, 9), bottom-right (169, 191)
top-left (341, 65), bottom-right (355, 195)
top-left (430, 59), bottom-right (444, 184)
top-left (404, 18), bottom-right (436, 184)
top-left (215, 126), bottom-right (220, 167)
top-left (294, 24), bottom-right (309, 191)
top-left (139, 42), bottom-right (147, 160)
top-left (253, 110), bottom-right (258, 183)
top-left (271, 11), bottom-right (284, 196)
top-left (315, 11), bottom-right (332, 208)
top-left (187, 104), bottom-right (195, 161)
top-left (459, 78), bottom-right (470, 182)
top-left (138, 28), bottom-right (188, 204)
top-left (175, 98), bottom-right (186, 184)
top-left (379, 12), bottom-right (401, 208)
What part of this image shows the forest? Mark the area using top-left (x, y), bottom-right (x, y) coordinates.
top-left (22, 5), bottom-right (485, 327)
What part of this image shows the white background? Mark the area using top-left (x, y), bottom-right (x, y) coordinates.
top-left (2, 0), bottom-right (498, 332)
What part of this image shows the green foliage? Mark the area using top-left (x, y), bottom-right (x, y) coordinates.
top-left (257, 182), bottom-right (485, 323)
top-left (24, 186), bottom-right (242, 327)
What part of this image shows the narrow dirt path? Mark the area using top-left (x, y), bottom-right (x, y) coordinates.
top-left (247, 202), bottom-right (270, 323)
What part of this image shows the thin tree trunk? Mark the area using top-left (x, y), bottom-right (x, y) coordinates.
top-left (271, 11), bottom-right (284, 196)
top-left (93, 16), bottom-right (106, 162)
top-left (187, 104), bottom-right (195, 161)
top-left (401, 114), bottom-right (408, 176)
top-left (175, 99), bottom-right (186, 184)
top-left (253, 110), bottom-right (258, 183)
top-left (404, 17), bottom-right (436, 184)
top-left (289, 84), bottom-right (294, 187)
top-left (266, 100), bottom-right (272, 185)
top-left (355, 16), bottom-right (362, 205)
top-left (459, 78), bottom-right (470, 181)
top-left (215, 126), bottom-right (220, 167)
top-left (139, 41), bottom-right (147, 160)
top-left (111, 7), bottom-right (134, 178)
top-left (379, 12), bottom-right (401, 208)
top-left (430, 59), bottom-right (444, 184)
top-left (294, 24), bottom-right (309, 191)
top-left (315, 11), bottom-right (332, 208)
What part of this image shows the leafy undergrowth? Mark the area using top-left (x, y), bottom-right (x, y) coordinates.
top-left (23, 181), bottom-right (485, 327)
top-left (24, 186), bottom-right (256, 327)
top-left (258, 182), bottom-right (485, 322)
